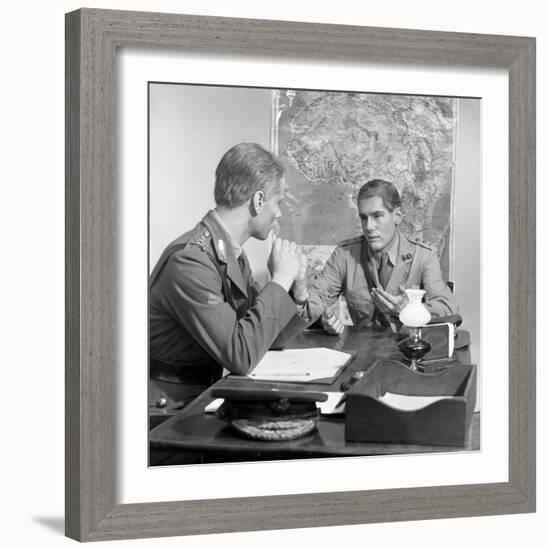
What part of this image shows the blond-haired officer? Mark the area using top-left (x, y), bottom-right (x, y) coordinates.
top-left (149, 143), bottom-right (309, 410)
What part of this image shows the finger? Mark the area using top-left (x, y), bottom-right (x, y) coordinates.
top-left (322, 317), bottom-right (336, 335)
top-left (371, 292), bottom-right (383, 307)
top-left (376, 294), bottom-right (394, 310)
top-left (297, 259), bottom-right (308, 279)
top-left (375, 287), bottom-right (400, 305)
top-left (371, 293), bottom-right (391, 313)
top-left (327, 317), bottom-right (344, 335)
top-left (374, 287), bottom-right (392, 299)
top-left (372, 288), bottom-right (385, 301)
top-left (268, 227), bottom-right (279, 242)
top-left (328, 315), bottom-right (343, 329)
top-left (398, 284), bottom-right (406, 294)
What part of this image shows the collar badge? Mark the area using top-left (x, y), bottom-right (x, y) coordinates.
top-left (217, 239), bottom-right (226, 262)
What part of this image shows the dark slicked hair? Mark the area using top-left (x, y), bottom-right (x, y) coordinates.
top-left (357, 179), bottom-right (401, 212)
top-left (214, 143), bottom-right (285, 209)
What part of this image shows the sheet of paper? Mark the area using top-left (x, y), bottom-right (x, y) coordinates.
top-left (246, 347), bottom-right (351, 382)
top-left (204, 398), bottom-right (224, 413)
top-left (204, 392), bottom-right (345, 415)
top-left (379, 392), bottom-right (452, 411)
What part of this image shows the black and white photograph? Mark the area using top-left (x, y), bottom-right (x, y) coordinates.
top-left (4, 0), bottom-right (544, 547)
top-left (148, 83), bottom-right (481, 466)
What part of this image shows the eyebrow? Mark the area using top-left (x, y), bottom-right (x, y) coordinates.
top-left (359, 210), bottom-right (385, 218)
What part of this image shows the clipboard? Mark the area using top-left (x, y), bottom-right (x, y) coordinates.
top-left (228, 348), bottom-right (357, 384)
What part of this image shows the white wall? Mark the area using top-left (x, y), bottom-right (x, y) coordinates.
top-left (454, 99), bottom-right (481, 370)
top-left (3, 1), bottom-right (547, 550)
top-left (150, 83), bottom-right (273, 283)
top-left (149, 84), bottom-right (272, 268)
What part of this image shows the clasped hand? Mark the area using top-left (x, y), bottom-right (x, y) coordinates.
top-left (321, 310), bottom-right (344, 336)
top-left (291, 253), bottom-right (308, 303)
top-left (268, 237), bottom-right (305, 292)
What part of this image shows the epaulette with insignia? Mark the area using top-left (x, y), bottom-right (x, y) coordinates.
top-left (338, 235), bottom-right (365, 247)
top-left (407, 236), bottom-right (434, 251)
top-left (189, 226), bottom-right (212, 252)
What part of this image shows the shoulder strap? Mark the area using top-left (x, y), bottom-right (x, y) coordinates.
top-left (150, 239), bottom-right (238, 312)
top-left (338, 234), bottom-right (365, 247)
top-left (149, 242), bottom-right (188, 288)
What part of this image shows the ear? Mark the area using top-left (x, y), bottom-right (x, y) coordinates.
top-left (393, 206), bottom-right (403, 225)
top-left (251, 190), bottom-right (265, 215)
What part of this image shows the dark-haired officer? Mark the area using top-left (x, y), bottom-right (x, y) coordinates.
top-left (304, 179), bottom-right (458, 334)
top-left (149, 143), bottom-right (309, 411)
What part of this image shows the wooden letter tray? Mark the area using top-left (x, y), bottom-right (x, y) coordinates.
top-left (345, 360), bottom-right (477, 447)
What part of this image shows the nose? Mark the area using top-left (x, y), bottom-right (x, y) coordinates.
top-left (366, 216), bottom-right (376, 232)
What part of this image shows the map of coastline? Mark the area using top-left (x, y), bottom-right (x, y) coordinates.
top-left (273, 90), bottom-right (458, 280)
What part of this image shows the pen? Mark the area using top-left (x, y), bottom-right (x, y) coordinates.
top-left (335, 394), bottom-right (347, 408)
top-left (252, 372), bottom-right (311, 377)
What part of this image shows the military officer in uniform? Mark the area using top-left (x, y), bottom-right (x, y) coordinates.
top-left (149, 143), bottom-right (310, 412)
top-left (303, 179), bottom-right (458, 335)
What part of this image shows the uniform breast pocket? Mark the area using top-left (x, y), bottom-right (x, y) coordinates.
top-left (345, 289), bottom-right (374, 327)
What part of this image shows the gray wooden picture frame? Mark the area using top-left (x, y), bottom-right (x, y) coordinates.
top-left (65, 8), bottom-right (536, 542)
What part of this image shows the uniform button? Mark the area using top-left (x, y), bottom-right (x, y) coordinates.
top-left (156, 396), bottom-right (167, 408)
top-left (350, 370), bottom-right (366, 382)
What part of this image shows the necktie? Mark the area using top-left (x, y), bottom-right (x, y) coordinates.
top-left (238, 252), bottom-right (250, 279)
top-left (378, 252), bottom-right (391, 289)
top-left (238, 252), bottom-right (254, 296)
top-left (237, 252), bottom-right (253, 314)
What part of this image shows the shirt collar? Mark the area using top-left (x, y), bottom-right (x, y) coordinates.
top-left (369, 230), bottom-right (399, 267)
top-left (211, 208), bottom-right (243, 259)
top-left (385, 231), bottom-right (400, 266)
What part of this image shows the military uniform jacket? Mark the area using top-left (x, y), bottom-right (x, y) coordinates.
top-left (149, 210), bottom-right (307, 376)
top-left (307, 231), bottom-right (458, 327)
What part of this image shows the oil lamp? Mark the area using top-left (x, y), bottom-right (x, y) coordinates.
top-left (397, 288), bottom-right (432, 371)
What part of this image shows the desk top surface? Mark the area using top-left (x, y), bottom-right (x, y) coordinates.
top-left (150, 327), bottom-right (478, 461)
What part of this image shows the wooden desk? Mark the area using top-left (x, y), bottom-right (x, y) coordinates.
top-left (150, 327), bottom-right (477, 464)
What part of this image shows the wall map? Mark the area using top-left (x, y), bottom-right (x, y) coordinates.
top-left (272, 90), bottom-right (458, 281)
